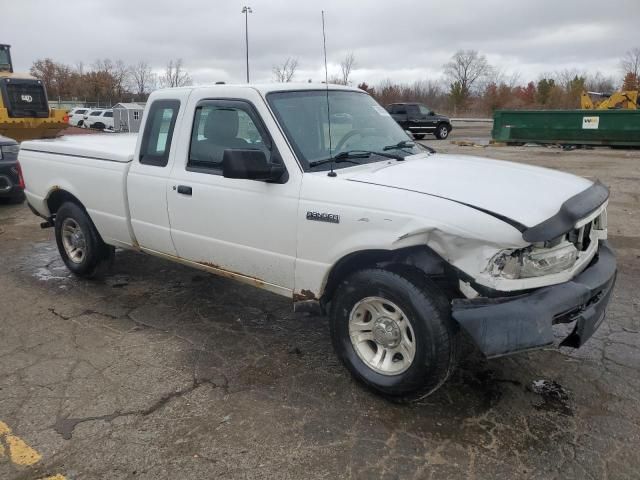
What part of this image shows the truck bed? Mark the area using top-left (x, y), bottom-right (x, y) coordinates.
top-left (20, 133), bottom-right (139, 248)
top-left (21, 133), bottom-right (138, 162)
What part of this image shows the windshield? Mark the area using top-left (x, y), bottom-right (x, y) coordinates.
top-left (267, 90), bottom-right (424, 171)
top-left (0, 47), bottom-right (11, 72)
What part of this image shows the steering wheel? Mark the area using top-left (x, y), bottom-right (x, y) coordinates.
top-left (333, 129), bottom-right (378, 153)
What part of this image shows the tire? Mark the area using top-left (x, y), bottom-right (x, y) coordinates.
top-left (434, 123), bottom-right (450, 140)
top-left (54, 202), bottom-right (113, 278)
top-left (77, 120), bottom-right (84, 127)
top-left (92, 122), bottom-right (105, 130)
top-left (330, 268), bottom-right (458, 402)
top-left (412, 134), bottom-right (426, 140)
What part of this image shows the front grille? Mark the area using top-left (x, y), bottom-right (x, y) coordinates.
top-left (1, 79), bottom-right (49, 118)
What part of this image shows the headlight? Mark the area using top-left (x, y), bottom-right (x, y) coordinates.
top-left (488, 243), bottom-right (578, 279)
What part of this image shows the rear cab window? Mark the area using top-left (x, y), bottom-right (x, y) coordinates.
top-left (139, 100), bottom-right (180, 167)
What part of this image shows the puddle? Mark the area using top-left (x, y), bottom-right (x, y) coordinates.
top-left (19, 242), bottom-right (73, 284)
top-left (34, 266), bottom-right (71, 282)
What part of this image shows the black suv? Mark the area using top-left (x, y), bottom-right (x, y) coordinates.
top-left (387, 103), bottom-right (452, 140)
top-left (0, 135), bottom-right (25, 204)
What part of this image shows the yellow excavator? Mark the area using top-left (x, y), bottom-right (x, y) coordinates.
top-left (0, 44), bottom-right (69, 142)
top-left (580, 90), bottom-right (638, 110)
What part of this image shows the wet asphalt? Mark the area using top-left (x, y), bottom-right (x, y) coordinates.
top-left (1, 127), bottom-right (639, 479)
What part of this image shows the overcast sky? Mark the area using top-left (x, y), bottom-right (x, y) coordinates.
top-left (5, 0), bottom-right (639, 87)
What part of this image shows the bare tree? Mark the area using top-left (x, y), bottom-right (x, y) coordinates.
top-left (621, 47), bottom-right (640, 80)
top-left (130, 61), bottom-right (156, 96)
top-left (160, 59), bottom-right (192, 88)
top-left (340, 52), bottom-right (356, 85)
top-left (272, 57), bottom-right (299, 82)
top-left (585, 72), bottom-right (616, 94)
top-left (443, 50), bottom-right (492, 97)
top-left (30, 58), bottom-right (57, 95)
top-left (113, 60), bottom-right (129, 99)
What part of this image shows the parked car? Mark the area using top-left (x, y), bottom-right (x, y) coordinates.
top-left (387, 103), bottom-right (452, 140)
top-left (68, 107), bottom-right (90, 127)
top-left (0, 134), bottom-right (24, 203)
top-left (83, 109), bottom-right (114, 130)
top-left (19, 84), bottom-right (616, 401)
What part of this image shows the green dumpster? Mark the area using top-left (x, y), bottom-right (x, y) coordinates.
top-left (492, 109), bottom-right (640, 147)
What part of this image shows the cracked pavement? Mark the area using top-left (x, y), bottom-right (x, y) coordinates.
top-left (1, 133), bottom-right (639, 479)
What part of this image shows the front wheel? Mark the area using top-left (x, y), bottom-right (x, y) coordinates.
top-left (330, 268), bottom-right (458, 401)
top-left (54, 202), bottom-right (113, 278)
top-left (434, 124), bottom-right (450, 140)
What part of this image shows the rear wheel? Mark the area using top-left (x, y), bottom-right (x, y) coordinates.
top-left (92, 122), bottom-right (105, 130)
top-left (54, 202), bottom-right (113, 278)
top-left (330, 268), bottom-right (458, 401)
top-left (434, 123), bottom-right (450, 140)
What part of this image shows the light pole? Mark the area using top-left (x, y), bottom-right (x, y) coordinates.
top-left (241, 6), bottom-right (252, 83)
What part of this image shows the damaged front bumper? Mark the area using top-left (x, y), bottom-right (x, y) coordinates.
top-left (451, 241), bottom-right (616, 358)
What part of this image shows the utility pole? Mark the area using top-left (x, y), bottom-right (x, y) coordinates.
top-left (241, 6), bottom-right (253, 83)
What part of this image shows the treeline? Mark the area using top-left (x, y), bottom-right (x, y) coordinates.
top-left (29, 58), bottom-right (192, 104)
top-left (359, 72), bottom-right (629, 116)
top-left (358, 48), bottom-right (640, 116)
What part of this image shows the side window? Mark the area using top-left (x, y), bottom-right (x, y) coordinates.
top-left (418, 105), bottom-right (431, 115)
top-left (406, 105), bottom-right (419, 116)
top-left (395, 105), bottom-right (407, 115)
top-left (139, 99), bottom-right (180, 167)
top-left (103, 111), bottom-right (113, 118)
top-left (187, 101), bottom-right (271, 173)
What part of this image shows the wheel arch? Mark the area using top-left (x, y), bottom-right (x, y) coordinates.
top-left (46, 188), bottom-right (86, 216)
top-left (320, 245), bottom-right (459, 308)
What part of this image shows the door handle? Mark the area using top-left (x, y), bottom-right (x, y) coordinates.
top-left (176, 185), bottom-right (192, 195)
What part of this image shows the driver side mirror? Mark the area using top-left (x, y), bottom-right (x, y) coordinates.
top-left (222, 149), bottom-right (285, 182)
top-left (429, 111), bottom-right (435, 116)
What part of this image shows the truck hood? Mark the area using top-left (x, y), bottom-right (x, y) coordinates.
top-left (345, 153), bottom-right (594, 230)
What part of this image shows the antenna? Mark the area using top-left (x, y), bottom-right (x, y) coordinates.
top-left (322, 10), bottom-right (336, 177)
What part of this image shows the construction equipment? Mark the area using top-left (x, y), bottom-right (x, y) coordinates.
top-left (580, 90), bottom-right (638, 110)
top-left (0, 44), bottom-right (69, 142)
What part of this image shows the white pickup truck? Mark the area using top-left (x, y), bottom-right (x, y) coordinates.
top-left (19, 83), bottom-right (616, 400)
